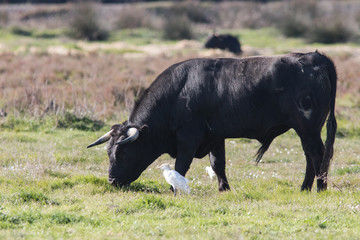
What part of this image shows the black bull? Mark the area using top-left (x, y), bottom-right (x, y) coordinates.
top-left (88, 52), bottom-right (337, 192)
top-left (205, 34), bottom-right (242, 55)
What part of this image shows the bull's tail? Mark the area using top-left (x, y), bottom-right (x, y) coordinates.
top-left (255, 141), bottom-right (270, 164)
top-left (319, 54), bottom-right (337, 183)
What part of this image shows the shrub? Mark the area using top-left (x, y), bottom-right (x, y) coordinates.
top-left (33, 30), bottom-right (59, 39)
top-left (0, 11), bottom-right (8, 27)
top-left (115, 7), bottom-right (152, 29)
top-left (163, 14), bottom-right (193, 40)
top-left (274, 0), bottom-right (317, 38)
top-left (10, 26), bottom-right (33, 36)
top-left (56, 112), bottom-right (104, 131)
top-left (277, 15), bottom-right (307, 38)
top-left (68, 1), bottom-right (109, 41)
top-left (274, 0), bottom-right (354, 43)
top-left (169, 3), bottom-right (211, 24)
top-left (0, 115), bottom-right (55, 132)
top-left (306, 18), bottom-right (353, 44)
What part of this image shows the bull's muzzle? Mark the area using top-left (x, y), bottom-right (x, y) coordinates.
top-left (108, 177), bottom-right (118, 186)
top-left (108, 177), bottom-right (128, 188)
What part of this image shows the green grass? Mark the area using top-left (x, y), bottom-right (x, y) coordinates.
top-left (0, 28), bottom-right (67, 53)
top-left (0, 108), bottom-right (359, 239)
top-left (238, 28), bottom-right (306, 50)
top-left (109, 28), bottom-right (165, 45)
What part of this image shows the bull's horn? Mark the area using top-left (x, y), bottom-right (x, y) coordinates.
top-left (115, 127), bottom-right (139, 145)
top-left (87, 129), bottom-right (113, 148)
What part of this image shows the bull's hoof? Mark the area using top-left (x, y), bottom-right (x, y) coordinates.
top-left (317, 184), bottom-right (327, 192)
top-left (219, 181), bottom-right (230, 192)
top-left (300, 185), bottom-right (312, 192)
top-left (316, 178), bottom-right (327, 192)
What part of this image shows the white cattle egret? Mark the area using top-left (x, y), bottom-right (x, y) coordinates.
top-left (206, 166), bottom-right (216, 180)
top-left (157, 163), bottom-right (190, 196)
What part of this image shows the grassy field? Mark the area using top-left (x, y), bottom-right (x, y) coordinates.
top-left (0, 125), bottom-right (360, 239)
top-left (1, 2), bottom-right (360, 239)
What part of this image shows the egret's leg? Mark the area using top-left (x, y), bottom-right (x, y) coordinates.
top-left (210, 140), bottom-right (230, 191)
top-left (173, 188), bottom-right (177, 197)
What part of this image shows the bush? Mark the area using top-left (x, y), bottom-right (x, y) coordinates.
top-left (68, 2), bottom-right (109, 41)
top-left (56, 112), bottom-right (104, 131)
top-left (306, 17), bottom-right (353, 44)
top-left (275, 0), bottom-right (317, 38)
top-left (0, 11), bottom-right (8, 27)
top-left (33, 30), bottom-right (59, 39)
top-left (163, 14), bottom-right (193, 40)
top-left (115, 7), bottom-right (152, 29)
top-left (0, 115), bottom-right (55, 132)
top-left (275, 0), bottom-right (354, 43)
top-left (169, 3), bottom-right (211, 24)
top-left (277, 15), bottom-right (307, 38)
top-left (10, 26), bottom-right (33, 36)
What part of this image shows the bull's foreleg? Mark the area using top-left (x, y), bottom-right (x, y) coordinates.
top-left (174, 139), bottom-right (197, 177)
top-left (299, 134), bottom-right (326, 192)
top-left (210, 140), bottom-right (230, 191)
top-left (174, 123), bottom-right (204, 177)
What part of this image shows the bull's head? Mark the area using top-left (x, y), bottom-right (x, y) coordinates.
top-left (87, 122), bottom-right (150, 187)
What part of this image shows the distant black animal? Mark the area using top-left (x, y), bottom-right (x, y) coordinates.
top-left (88, 52), bottom-right (337, 192)
top-left (0, 109), bottom-right (6, 118)
top-left (205, 34), bottom-right (242, 54)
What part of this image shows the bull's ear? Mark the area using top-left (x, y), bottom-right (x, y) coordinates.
top-left (138, 125), bottom-right (149, 142)
top-left (139, 124), bottom-right (149, 133)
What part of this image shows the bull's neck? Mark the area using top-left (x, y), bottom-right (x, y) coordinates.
top-left (129, 96), bottom-right (171, 135)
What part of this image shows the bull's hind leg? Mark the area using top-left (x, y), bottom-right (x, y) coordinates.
top-left (299, 133), bottom-right (326, 191)
top-left (209, 140), bottom-right (230, 191)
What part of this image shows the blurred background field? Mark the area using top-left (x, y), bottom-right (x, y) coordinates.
top-left (0, 0), bottom-right (360, 239)
top-left (1, 0), bottom-right (360, 121)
